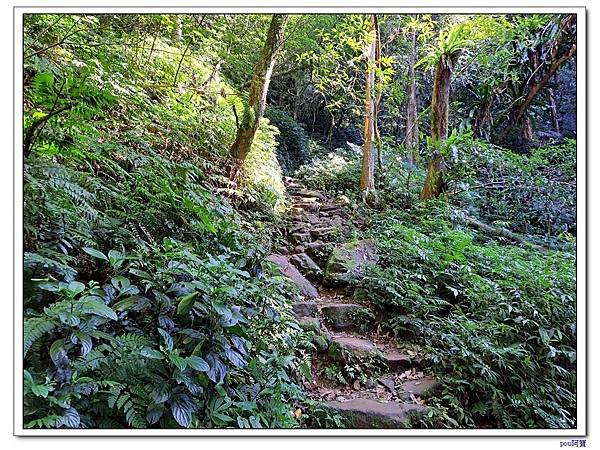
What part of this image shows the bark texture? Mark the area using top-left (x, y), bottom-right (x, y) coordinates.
top-left (420, 59), bottom-right (452, 200)
top-left (229, 14), bottom-right (288, 179)
top-left (405, 18), bottom-right (419, 165)
top-left (360, 14), bottom-right (377, 203)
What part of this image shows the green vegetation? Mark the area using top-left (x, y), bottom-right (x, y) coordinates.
top-left (22, 12), bottom-right (577, 430)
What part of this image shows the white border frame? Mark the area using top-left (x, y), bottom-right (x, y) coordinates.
top-left (13, 3), bottom-right (587, 437)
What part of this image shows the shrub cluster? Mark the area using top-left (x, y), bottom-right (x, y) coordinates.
top-left (356, 203), bottom-right (576, 428)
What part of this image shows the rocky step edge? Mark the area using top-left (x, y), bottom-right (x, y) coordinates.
top-left (323, 334), bottom-right (439, 428)
top-left (296, 325), bottom-right (439, 428)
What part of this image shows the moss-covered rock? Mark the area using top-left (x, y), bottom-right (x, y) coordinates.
top-left (323, 240), bottom-right (378, 285)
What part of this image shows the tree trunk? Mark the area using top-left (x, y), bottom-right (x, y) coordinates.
top-left (405, 16), bottom-right (419, 165)
top-left (549, 87), bottom-right (560, 134)
top-left (360, 14), bottom-right (377, 204)
top-left (420, 59), bottom-right (451, 200)
top-left (501, 14), bottom-right (576, 141)
top-left (229, 14), bottom-right (288, 180)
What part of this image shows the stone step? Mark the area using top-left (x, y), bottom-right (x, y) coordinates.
top-left (296, 189), bottom-right (325, 200)
top-left (290, 253), bottom-right (322, 277)
top-left (290, 232), bottom-right (311, 244)
top-left (399, 377), bottom-right (441, 400)
top-left (292, 202), bottom-right (320, 213)
top-left (292, 301), bottom-right (318, 318)
top-left (267, 255), bottom-right (318, 299)
top-left (328, 335), bottom-right (376, 360)
top-left (290, 208), bottom-right (309, 220)
top-left (291, 196), bottom-right (320, 204)
top-left (297, 316), bottom-right (321, 332)
top-left (289, 223), bottom-right (310, 234)
top-left (310, 227), bottom-right (337, 239)
top-left (320, 203), bottom-right (344, 213)
top-left (320, 303), bottom-right (365, 329)
top-left (326, 398), bottom-right (426, 428)
top-left (382, 350), bottom-right (414, 372)
top-left (328, 335), bottom-right (418, 373)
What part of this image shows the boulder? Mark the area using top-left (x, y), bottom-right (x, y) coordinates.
top-left (324, 240), bottom-right (378, 285)
top-left (293, 245), bottom-right (305, 254)
top-left (378, 378), bottom-right (397, 394)
top-left (320, 303), bottom-right (365, 329)
top-left (305, 241), bottom-right (329, 264)
top-left (326, 398), bottom-right (425, 428)
top-left (267, 254), bottom-right (318, 299)
top-left (306, 213), bottom-right (320, 225)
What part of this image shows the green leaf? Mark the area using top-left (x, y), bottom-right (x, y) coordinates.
top-left (82, 247), bottom-right (108, 261)
top-left (79, 298), bottom-right (118, 321)
top-left (146, 403), bottom-right (164, 424)
top-left (177, 291), bottom-right (199, 316)
top-left (186, 355), bottom-right (209, 372)
top-left (206, 353), bottom-right (227, 384)
top-left (158, 328), bottom-right (174, 351)
top-left (140, 347), bottom-right (164, 359)
top-left (224, 347), bottom-right (247, 368)
top-left (67, 281), bottom-right (86, 295)
top-left (112, 296), bottom-right (138, 312)
top-left (31, 383), bottom-right (51, 398)
top-left (168, 351), bottom-right (187, 371)
top-left (170, 398), bottom-right (193, 428)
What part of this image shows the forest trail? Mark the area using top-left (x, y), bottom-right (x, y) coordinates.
top-left (269, 177), bottom-right (441, 428)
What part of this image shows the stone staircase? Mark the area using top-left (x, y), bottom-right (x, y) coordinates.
top-left (268, 176), bottom-right (440, 429)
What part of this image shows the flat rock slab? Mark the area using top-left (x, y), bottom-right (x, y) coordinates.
top-left (310, 227), bottom-right (337, 239)
top-left (400, 377), bottom-right (441, 399)
top-left (320, 303), bottom-right (365, 329)
top-left (329, 336), bottom-right (376, 361)
top-left (382, 351), bottom-right (413, 372)
top-left (292, 202), bottom-right (319, 212)
top-left (267, 254), bottom-right (318, 299)
top-left (326, 398), bottom-right (425, 428)
top-left (296, 189), bottom-right (325, 200)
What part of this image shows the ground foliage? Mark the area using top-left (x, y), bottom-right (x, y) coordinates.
top-left (355, 200), bottom-right (576, 428)
top-left (22, 14), bottom-right (322, 429)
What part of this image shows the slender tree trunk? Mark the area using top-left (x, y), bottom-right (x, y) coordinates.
top-left (420, 59), bottom-right (451, 200)
top-left (229, 14), bottom-right (288, 180)
top-left (360, 14), bottom-right (377, 204)
top-left (405, 16), bottom-right (419, 165)
top-left (549, 87), bottom-right (560, 134)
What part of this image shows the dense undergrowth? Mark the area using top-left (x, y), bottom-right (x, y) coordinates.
top-left (298, 138), bottom-right (577, 428)
top-left (356, 203), bottom-right (576, 428)
top-left (23, 15), bottom-right (317, 429)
